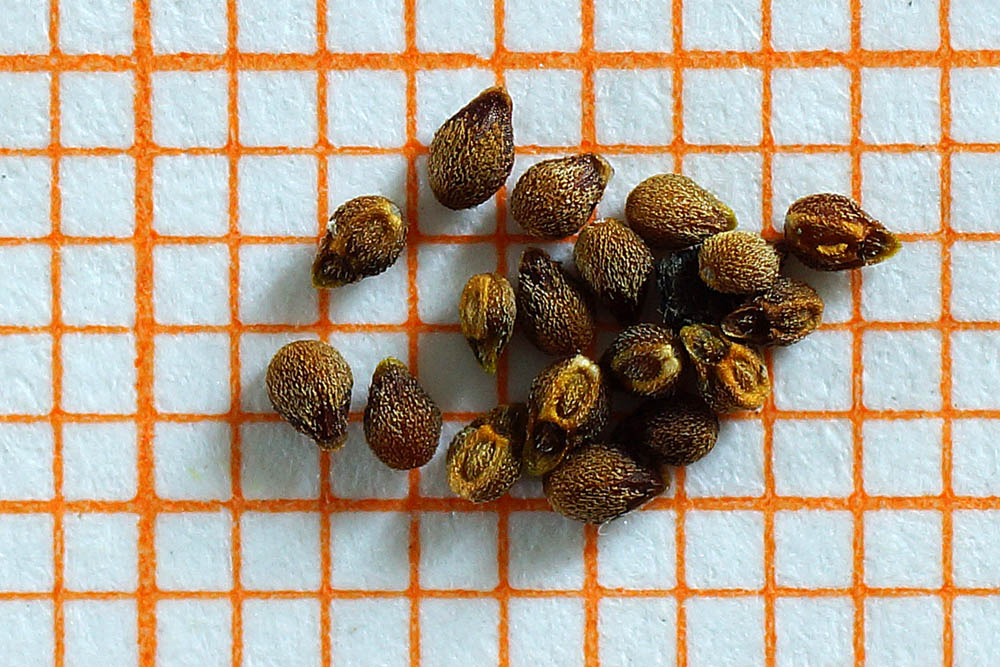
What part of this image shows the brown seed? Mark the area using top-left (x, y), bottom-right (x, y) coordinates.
top-left (625, 173), bottom-right (738, 250)
top-left (601, 324), bottom-right (684, 398)
top-left (574, 218), bottom-right (654, 323)
top-left (363, 358), bottom-right (443, 470)
top-left (616, 395), bottom-right (720, 467)
top-left (516, 247), bottom-right (596, 356)
top-left (312, 195), bottom-right (406, 289)
top-left (459, 273), bottom-right (516, 374)
top-left (427, 87), bottom-right (515, 210)
top-left (721, 277), bottom-right (824, 346)
top-left (698, 230), bottom-right (780, 294)
top-left (784, 193), bottom-right (901, 270)
top-left (680, 324), bottom-right (770, 412)
top-left (447, 404), bottom-right (527, 503)
top-left (524, 354), bottom-right (610, 476)
top-left (266, 340), bottom-right (353, 450)
top-left (543, 441), bottom-right (668, 524)
top-left (510, 154), bottom-right (614, 239)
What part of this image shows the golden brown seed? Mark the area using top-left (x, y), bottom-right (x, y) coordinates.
top-left (680, 324), bottom-right (770, 412)
top-left (784, 193), bottom-right (901, 270)
top-left (616, 395), bottom-right (719, 467)
top-left (459, 273), bottom-right (516, 374)
top-left (625, 173), bottom-right (738, 250)
top-left (524, 354), bottom-right (610, 476)
top-left (722, 277), bottom-right (824, 346)
top-left (544, 441), bottom-right (668, 524)
top-left (266, 340), bottom-right (353, 450)
top-left (312, 195), bottom-right (406, 289)
top-left (574, 218), bottom-right (654, 323)
top-left (510, 154), bottom-right (614, 239)
top-left (698, 230), bottom-right (780, 294)
top-left (447, 404), bottom-right (527, 503)
top-left (363, 358), bottom-right (443, 470)
top-left (601, 324), bottom-right (684, 398)
top-left (517, 248), bottom-right (596, 356)
top-left (427, 87), bottom-right (514, 210)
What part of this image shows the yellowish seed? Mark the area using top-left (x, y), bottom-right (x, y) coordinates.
top-left (517, 247), bottom-right (596, 356)
top-left (680, 324), bottom-right (770, 412)
top-left (363, 358), bottom-right (443, 470)
top-left (573, 218), bottom-right (654, 323)
top-left (510, 153), bottom-right (614, 239)
top-left (447, 404), bottom-right (527, 503)
top-left (625, 173), bottom-right (738, 250)
top-left (784, 193), bottom-right (900, 270)
top-left (698, 230), bottom-right (780, 294)
top-left (312, 195), bottom-right (406, 289)
top-left (459, 273), bottom-right (516, 374)
top-left (601, 324), bottom-right (684, 398)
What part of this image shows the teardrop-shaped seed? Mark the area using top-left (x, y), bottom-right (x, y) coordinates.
top-left (510, 154), bottom-right (613, 239)
top-left (364, 358), bottom-right (443, 470)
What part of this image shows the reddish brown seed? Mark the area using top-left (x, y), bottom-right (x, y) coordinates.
top-left (625, 173), bottom-right (738, 250)
top-left (721, 277), bottom-right (824, 346)
top-left (680, 324), bottom-right (770, 412)
top-left (601, 324), bottom-right (684, 398)
top-left (447, 404), bottom-right (527, 503)
top-left (573, 218), bottom-right (655, 323)
top-left (312, 195), bottom-right (407, 288)
top-left (516, 247), bottom-right (596, 356)
top-left (510, 153), bottom-right (614, 239)
top-left (363, 358), bottom-right (443, 470)
top-left (459, 273), bottom-right (516, 374)
top-left (616, 395), bottom-right (720, 467)
top-left (698, 230), bottom-right (781, 294)
top-left (784, 193), bottom-right (901, 270)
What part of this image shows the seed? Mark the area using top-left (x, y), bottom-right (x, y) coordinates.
top-left (574, 218), bottom-right (654, 323)
top-left (312, 195), bottom-right (407, 289)
top-left (524, 354), bottom-right (610, 476)
top-left (657, 247), bottom-right (742, 331)
top-left (459, 273), bottom-right (516, 374)
top-left (363, 358), bottom-right (443, 470)
top-left (616, 395), bottom-right (719, 467)
top-left (698, 230), bottom-right (780, 294)
top-left (543, 441), bottom-right (667, 524)
top-left (517, 247), bottom-right (596, 356)
top-left (680, 324), bottom-right (770, 412)
top-left (447, 404), bottom-right (527, 503)
top-left (601, 324), bottom-right (684, 398)
top-left (427, 87), bottom-right (515, 210)
top-left (784, 193), bottom-right (901, 270)
top-left (625, 173), bottom-right (738, 250)
top-left (266, 340), bottom-right (353, 450)
top-left (510, 154), bottom-right (614, 239)
top-left (722, 277), bottom-right (824, 346)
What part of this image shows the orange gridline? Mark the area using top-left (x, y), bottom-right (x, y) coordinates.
top-left (1, 0), bottom-right (999, 665)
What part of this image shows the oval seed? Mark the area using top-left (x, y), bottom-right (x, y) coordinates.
top-left (698, 230), bottom-right (780, 294)
top-left (616, 395), bottom-right (719, 467)
top-left (625, 173), bottom-right (738, 250)
top-left (517, 247), bottom-right (596, 356)
top-left (510, 153), bottom-right (614, 240)
top-left (427, 87), bottom-right (515, 210)
top-left (266, 340), bottom-right (353, 450)
top-left (657, 247), bottom-right (742, 331)
top-left (363, 358), bottom-right (443, 470)
top-left (601, 324), bottom-right (684, 398)
top-left (574, 218), bottom-right (654, 323)
top-left (459, 273), bottom-right (516, 374)
top-left (784, 193), bottom-right (901, 270)
top-left (680, 324), bottom-right (770, 412)
top-left (447, 404), bottom-right (527, 503)
top-left (312, 195), bottom-right (407, 289)
top-left (722, 277), bottom-right (824, 346)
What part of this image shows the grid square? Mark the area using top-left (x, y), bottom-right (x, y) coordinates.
top-left (773, 329), bottom-right (853, 410)
top-left (416, 0), bottom-right (493, 55)
top-left (686, 597), bottom-right (765, 667)
top-left (683, 152), bottom-right (764, 232)
top-left (328, 0), bottom-right (405, 53)
top-left (0, 423), bottom-right (53, 500)
top-left (594, 69), bottom-right (672, 145)
top-left (417, 242), bottom-right (497, 324)
top-left (955, 596), bottom-right (1000, 667)
top-left (153, 333), bottom-right (231, 415)
top-left (330, 599), bottom-right (410, 667)
top-left (951, 153), bottom-right (1000, 233)
top-left (62, 421), bottom-right (137, 501)
top-left (60, 72), bottom-right (134, 148)
top-left (328, 70), bottom-right (407, 148)
top-left (154, 243), bottom-right (230, 325)
top-left (0, 334), bottom-right (51, 415)
top-left (420, 512), bottom-right (498, 590)
top-left (331, 423), bottom-right (411, 500)
top-left (504, 0), bottom-right (581, 52)
top-left (775, 597), bottom-right (853, 667)
top-left (0, 157), bottom-right (50, 237)
top-left (685, 510), bottom-right (764, 590)
top-left (865, 597), bottom-right (943, 666)
top-left (64, 600), bottom-right (138, 667)
top-left (241, 422), bottom-right (321, 500)
top-left (953, 68), bottom-right (1000, 143)
top-left (151, 0), bottom-right (228, 54)
top-left (509, 512), bottom-right (584, 590)
top-left (154, 155), bottom-right (230, 236)
top-left (589, 153), bottom-right (671, 223)
top-left (420, 599), bottom-right (499, 667)
top-left (63, 512), bottom-right (138, 592)
top-left (953, 331), bottom-right (1000, 409)
top-left (783, 256), bottom-right (854, 323)
top-left (683, 0), bottom-right (761, 51)
top-left (953, 510), bottom-right (1000, 588)
top-left (683, 68), bottom-right (763, 146)
top-left (952, 242), bottom-right (1000, 321)
top-left (240, 154), bottom-right (318, 238)
top-left (0, 514), bottom-right (53, 592)
top-left (241, 512), bottom-right (321, 591)
top-left (862, 0), bottom-right (940, 50)
top-left (862, 330), bottom-right (942, 411)
top-left (598, 510), bottom-right (676, 590)
top-left (239, 332), bottom-right (319, 414)
top-left (330, 511), bottom-right (410, 590)
top-left (418, 421), bottom-right (466, 498)
top-left (0, 0), bottom-right (50, 54)
top-left (60, 156), bottom-right (136, 237)
top-left (0, 601), bottom-right (53, 667)
top-left (155, 511), bottom-right (233, 591)
top-left (864, 510), bottom-right (942, 588)
top-left (951, 0), bottom-right (1000, 49)
top-left (59, 0), bottom-right (133, 54)
top-left (328, 331), bottom-right (410, 411)
top-left (154, 421), bottom-right (231, 501)
top-left (328, 154), bottom-right (408, 208)
top-left (0, 244), bottom-right (50, 326)
top-left (863, 419), bottom-right (943, 497)
top-left (686, 418), bottom-right (765, 498)
top-left (953, 419), bottom-right (1000, 497)
top-left (419, 332), bottom-right (498, 412)
top-left (861, 68), bottom-right (941, 145)
top-left (774, 419), bottom-right (854, 498)
top-left (152, 71), bottom-right (229, 148)
top-left (599, 598), bottom-right (675, 667)
top-left (243, 599), bottom-right (321, 667)
top-left (415, 68), bottom-right (495, 144)
top-left (238, 71), bottom-right (318, 147)
top-left (772, 152), bottom-right (852, 230)
top-left (237, 0), bottom-right (317, 54)
top-left (506, 69), bottom-right (583, 146)
top-left (771, 67), bottom-right (851, 145)
top-left (862, 151), bottom-right (941, 233)
top-left (775, 510), bottom-right (853, 589)
top-left (861, 241), bottom-right (941, 322)
top-left (594, 0), bottom-right (671, 52)
top-left (0, 73), bottom-right (50, 148)
top-left (156, 599), bottom-right (231, 667)
top-left (510, 598), bottom-right (585, 667)
top-left (61, 333), bottom-right (137, 415)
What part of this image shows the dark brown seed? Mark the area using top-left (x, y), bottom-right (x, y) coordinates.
top-left (459, 273), bottom-right (516, 374)
top-left (516, 248), bottom-right (596, 356)
top-left (721, 277), bottom-right (824, 346)
top-left (510, 154), bottom-right (614, 239)
top-left (657, 247), bottom-right (743, 331)
top-left (680, 324), bottom-right (770, 412)
top-left (543, 441), bottom-right (668, 524)
top-left (601, 324), bottom-right (684, 398)
top-left (574, 218), bottom-right (654, 323)
top-left (698, 230), bottom-right (781, 294)
top-left (312, 195), bottom-right (407, 288)
top-left (784, 193), bottom-right (901, 270)
top-left (616, 395), bottom-right (720, 467)
top-left (447, 404), bottom-right (527, 503)
top-left (427, 87), bottom-right (515, 210)
top-left (625, 173), bottom-right (738, 250)
top-left (266, 340), bottom-right (353, 450)
top-left (363, 358), bottom-right (443, 470)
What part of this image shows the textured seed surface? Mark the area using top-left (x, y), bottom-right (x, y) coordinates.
top-left (266, 340), bottom-right (353, 450)
top-left (698, 230), bottom-right (781, 294)
top-left (574, 218), bottom-right (654, 323)
top-left (784, 193), bottom-right (901, 270)
top-left (459, 273), bottom-right (516, 374)
top-left (625, 173), bottom-right (738, 250)
top-left (427, 87), bottom-right (515, 210)
top-left (312, 195), bottom-right (406, 288)
top-left (616, 395), bottom-right (720, 467)
top-left (544, 441), bottom-right (667, 524)
top-left (517, 248), bottom-right (596, 356)
top-left (364, 358), bottom-right (443, 470)
top-left (680, 324), bottom-right (770, 412)
top-left (656, 247), bottom-right (742, 331)
top-left (722, 277), bottom-right (824, 346)
top-left (524, 354), bottom-right (610, 476)
top-left (601, 324), bottom-right (684, 398)
top-left (447, 404), bottom-right (527, 503)
top-left (510, 153), bottom-right (614, 239)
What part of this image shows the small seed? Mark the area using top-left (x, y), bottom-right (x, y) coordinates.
top-left (312, 195), bottom-right (407, 289)
top-left (266, 340), bottom-right (353, 450)
top-left (698, 230), bottom-right (780, 294)
top-left (510, 154), bottom-right (614, 239)
top-left (447, 403), bottom-right (527, 503)
top-left (517, 247), bottom-right (596, 356)
top-left (427, 87), bottom-right (515, 210)
top-left (524, 354), bottom-right (610, 476)
top-left (657, 247), bottom-right (742, 331)
top-left (616, 395), bottom-right (719, 467)
top-left (784, 193), bottom-right (901, 270)
top-left (625, 173), bottom-right (738, 250)
top-left (364, 358), bottom-right (443, 470)
top-left (574, 218), bottom-right (654, 323)
top-left (601, 324), bottom-right (684, 398)
top-left (722, 277), bottom-right (824, 346)
top-left (680, 324), bottom-right (770, 412)
top-left (459, 273), bottom-right (516, 374)
top-left (544, 441), bottom-right (667, 524)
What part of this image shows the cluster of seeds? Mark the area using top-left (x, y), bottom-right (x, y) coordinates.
top-left (267, 87), bottom-right (900, 525)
